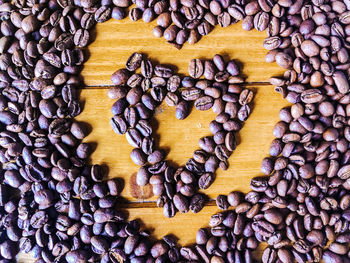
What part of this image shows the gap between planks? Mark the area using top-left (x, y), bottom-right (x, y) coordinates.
top-left (80, 81), bottom-right (272, 89)
top-left (118, 200), bottom-right (217, 208)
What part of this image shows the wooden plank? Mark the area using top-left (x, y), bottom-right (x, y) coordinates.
top-left (75, 85), bottom-right (290, 202)
top-left (81, 19), bottom-right (284, 86)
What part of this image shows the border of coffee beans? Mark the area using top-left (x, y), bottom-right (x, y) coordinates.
top-left (0, 0), bottom-right (348, 262)
top-left (108, 52), bottom-right (254, 218)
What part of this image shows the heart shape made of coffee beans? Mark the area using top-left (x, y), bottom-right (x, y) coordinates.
top-left (108, 52), bottom-right (254, 217)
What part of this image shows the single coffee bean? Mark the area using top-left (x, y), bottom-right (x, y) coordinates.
top-left (130, 148), bottom-right (147, 166)
top-left (175, 101), bottom-right (190, 120)
top-left (108, 86), bottom-right (127, 100)
top-left (189, 194), bottom-right (206, 213)
top-left (216, 195), bottom-right (229, 210)
top-left (110, 115), bottom-right (127, 134)
top-left (126, 52), bottom-right (142, 71)
top-left (189, 59), bottom-right (204, 79)
top-left (111, 69), bottom-right (129, 86)
top-left (195, 96), bottom-right (213, 110)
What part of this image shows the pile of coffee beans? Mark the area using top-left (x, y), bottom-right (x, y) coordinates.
top-left (108, 52), bottom-right (254, 218)
top-left (0, 0), bottom-right (139, 262)
top-left (181, 206), bottom-right (262, 263)
top-left (0, 0), bottom-right (348, 261)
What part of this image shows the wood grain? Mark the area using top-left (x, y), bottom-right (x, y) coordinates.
top-left (17, 15), bottom-right (293, 263)
top-left (81, 19), bottom-right (284, 86)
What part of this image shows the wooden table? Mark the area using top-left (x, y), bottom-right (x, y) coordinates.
top-left (19, 18), bottom-right (289, 262)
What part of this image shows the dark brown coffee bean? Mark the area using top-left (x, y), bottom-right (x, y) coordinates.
top-left (254, 11), bottom-right (269, 31)
top-left (252, 220), bottom-right (275, 237)
top-left (333, 71), bottom-right (349, 94)
top-left (195, 96), bottom-right (213, 111)
top-left (130, 148), bottom-right (147, 166)
top-left (30, 211), bottom-right (48, 229)
top-left (151, 241), bottom-right (169, 258)
top-left (126, 52), bottom-right (142, 71)
top-left (65, 250), bottom-right (89, 263)
top-left (189, 194), bottom-right (205, 213)
top-left (216, 195), bottom-right (229, 210)
top-left (111, 69), bottom-right (129, 86)
top-left (198, 173), bottom-right (214, 189)
top-left (74, 29), bottom-right (90, 47)
top-left (197, 21), bottom-right (212, 35)
top-left (264, 36), bottom-right (282, 50)
top-left (22, 15), bottom-right (39, 33)
top-left (175, 101), bottom-right (190, 120)
top-left (189, 59), bottom-right (203, 79)
top-left (164, 201), bottom-right (176, 218)
top-left (154, 65), bottom-right (173, 78)
top-left (301, 40), bottom-right (320, 57)
top-left (110, 115), bottom-right (127, 134)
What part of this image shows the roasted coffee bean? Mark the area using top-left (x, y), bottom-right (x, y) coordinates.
top-left (130, 148), bottom-right (147, 165)
top-left (181, 87), bottom-right (201, 101)
top-left (164, 201), bottom-right (176, 218)
top-left (198, 173), bottom-right (214, 189)
top-left (110, 115), bottom-right (127, 134)
top-left (111, 69), bottom-right (130, 86)
top-left (195, 96), bottom-right (213, 110)
top-left (126, 52), bottom-right (143, 71)
top-left (173, 193), bottom-right (189, 213)
top-left (30, 211), bottom-right (48, 229)
top-left (227, 191), bottom-right (243, 207)
top-left (189, 194), bottom-right (206, 213)
top-left (189, 59), bottom-right (204, 79)
top-left (216, 195), bottom-right (229, 210)
top-left (175, 101), bottom-right (190, 120)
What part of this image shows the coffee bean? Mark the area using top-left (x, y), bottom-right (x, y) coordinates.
top-left (173, 193), bottom-right (189, 213)
top-left (198, 173), bottom-right (214, 189)
top-left (130, 148), bottom-right (147, 166)
top-left (164, 201), bottom-right (176, 218)
top-left (189, 194), bottom-right (206, 213)
top-left (175, 101), bottom-right (190, 120)
top-left (111, 69), bottom-right (130, 85)
top-left (189, 59), bottom-right (204, 79)
top-left (65, 250), bottom-right (89, 263)
top-left (252, 220), bottom-right (275, 237)
top-left (254, 11), bottom-right (269, 31)
top-left (30, 211), bottom-right (48, 229)
top-left (333, 71), bottom-right (349, 94)
top-left (195, 96), bottom-right (214, 110)
top-left (150, 241), bottom-right (169, 258)
top-left (110, 115), bottom-right (127, 134)
top-left (216, 195), bottom-right (229, 210)
top-left (275, 52), bottom-right (293, 69)
top-left (126, 52), bottom-right (142, 71)
top-left (301, 39), bottom-right (320, 57)
top-left (22, 15), bottom-right (39, 33)
top-left (322, 250), bottom-right (343, 263)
